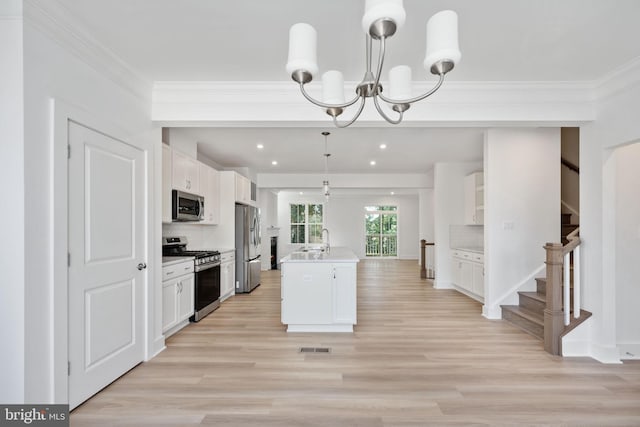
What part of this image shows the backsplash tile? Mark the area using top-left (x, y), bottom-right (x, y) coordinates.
top-left (450, 225), bottom-right (484, 249)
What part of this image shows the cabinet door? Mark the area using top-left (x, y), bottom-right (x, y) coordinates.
top-left (460, 261), bottom-right (473, 292)
top-left (199, 163), bottom-right (212, 224)
top-left (235, 173), bottom-right (250, 204)
top-left (472, 263), bottom-right (484, 297)
top-left (162, 144), bottom-right (172, 223)
top-left (172, 150), bottom-right (199, 193)
top-left (220, 260), bottom-right (235, 299)
top-left (208, 168), bottom-right (220, 224)
top-left (177, 274), bottom-right (195, 321)
top-left (281, 263), bottom-right (332, 324)
top-left (162, 280), bottom-right (178, 333)
top-left (333, 264), bottom-right (357, 324)
top-left (464, 174), bottom-right (476, 225)
top-left (452, 259), bottom-right (462, 286)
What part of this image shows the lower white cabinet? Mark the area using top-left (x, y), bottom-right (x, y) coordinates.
top-left (281, 261), bottom-right (357, 332)
top-left (451, 249), bottom-right (484, 301)
top-left (162, 260), bottom-right (194, 336)
top-left (220, 250), bottom-right (235, 302)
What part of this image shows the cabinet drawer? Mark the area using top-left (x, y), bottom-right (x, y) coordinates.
top-left (472, 253), bottom-right (484, 263)
top-left (162, 260), bottom-right (193, 281)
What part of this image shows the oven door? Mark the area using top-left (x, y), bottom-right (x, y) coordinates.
top-left (172, 190), bottom-right (204, 222)
top-left (192, 263), bottom-right (220, 321)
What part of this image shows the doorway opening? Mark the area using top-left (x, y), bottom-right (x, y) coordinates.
top-left (364, 206), bottom-right (398, 257)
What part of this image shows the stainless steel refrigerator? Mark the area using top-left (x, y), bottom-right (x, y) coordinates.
top-left (235, 204), bottom-right (261, 293)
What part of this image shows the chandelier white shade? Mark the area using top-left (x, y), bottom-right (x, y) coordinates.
top-left (286, 1), bottom-right (461, 127)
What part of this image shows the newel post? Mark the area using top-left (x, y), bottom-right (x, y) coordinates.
top-left (420, 239), bottom-right (426, 279)
top-left (544, 242), bottom-right (564, 355)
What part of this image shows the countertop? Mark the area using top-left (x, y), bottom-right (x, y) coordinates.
top-left (280, 247), bottom-right (359, 263)
top-left (162, 256), bottom-right (194, 266)
top-left (453, 247), bottom-right (484, 254)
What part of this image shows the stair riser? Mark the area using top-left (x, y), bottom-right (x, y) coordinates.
top-left (519, 294), bottom-right (546, 314)
top-left (536, 278), bottom-right (547, 295)
top-left (502, 310), bottom-right (544, 340)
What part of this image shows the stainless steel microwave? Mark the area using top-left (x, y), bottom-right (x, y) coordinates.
top-left (172, 190), bottom-right (204, 222)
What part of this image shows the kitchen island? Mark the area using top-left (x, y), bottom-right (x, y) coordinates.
top-left (280, 247), bottom-right (359, 332)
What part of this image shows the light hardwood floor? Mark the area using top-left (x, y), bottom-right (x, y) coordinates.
top-left (72, 260), bottom-right (640, 426)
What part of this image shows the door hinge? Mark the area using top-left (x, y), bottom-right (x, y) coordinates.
top-left (68, 361), bottom-right (71, 376)
top-left (68, 252), bottom-right (71, 267)
top-left (67, 144), bottom-right (71, 159)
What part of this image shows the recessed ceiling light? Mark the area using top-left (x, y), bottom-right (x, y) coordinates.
top-left (379, 144), bottom-right (387, 149)
top-left (257, 144), bottom-right (264, 149)
top-left (370, 160), bottom-right (376, 166)
top-left (271, 160), bottom-right (278, 165)
top-left (299, 191), bottom-right (304, 195)
top-left (390, 191), bottom-right (395, 195)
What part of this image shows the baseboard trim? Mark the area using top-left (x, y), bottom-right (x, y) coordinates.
top-left (483, 305), bottom-right (502, 320)
top-left (433, 280), bottom-right (453, 289)
top-left (618, 343), bottom-right (640, 360)
top-left (590, 344), bottom-right (622, 364)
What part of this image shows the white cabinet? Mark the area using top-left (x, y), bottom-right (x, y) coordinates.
top-left (234, 172), bottom-right (251, 205)
top-left (198, 163), bottom-right (220, 225)
top-left (172, 150), bottom-right (199, 194)
top-left (451, 249), bottom-right (484, 301)
top-left (472, 263), bottom-right (484, 297)
top-left (220, 250), bottom-right (235, 301)
top-left (162, 144), bottom-right (172, 223)
top-left (281, 258), bottom-right (358, 332)
top-left (162, 259), bottom-right (195, 336)
top-left (332, 264), bottom-right (357, 324)
top-left (464, 171), bottom-right (484, 225)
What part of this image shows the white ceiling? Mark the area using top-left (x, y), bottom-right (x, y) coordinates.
top-left (52, 0), bottom-right (640, 175)
top-left (181, 127), bottom-right (484, 173)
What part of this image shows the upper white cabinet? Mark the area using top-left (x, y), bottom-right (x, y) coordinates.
top-left (234, 172), bottom-right (251, 205)
top-left (162, 144), bottom-right (172, 223)
top-left (172, 150), bottom-right (199, 194)
top-left (198, 163), bottom-right (220, 225)
top-left (464, 171), bottom-right (484, 225)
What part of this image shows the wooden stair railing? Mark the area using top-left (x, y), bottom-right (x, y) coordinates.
top-left (420, 240), bottom-right (435, 279)
top-left (543, 227), bottom-right (590, 355)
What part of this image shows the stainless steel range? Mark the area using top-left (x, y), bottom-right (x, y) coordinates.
top-left (162, 236), bottom-right (221, 322)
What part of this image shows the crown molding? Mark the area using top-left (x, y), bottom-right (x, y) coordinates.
top-left (595, 56), bottom-right (640, 103)
top-left (23, 0), bottom-right (151, 102)
top-left (152, 79), bottom-right (595, 126)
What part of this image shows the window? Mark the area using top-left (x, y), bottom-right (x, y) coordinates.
top-left (364, 206), bottom-right (398, 257)
top-left (290, 203), bottom-right (324, 244)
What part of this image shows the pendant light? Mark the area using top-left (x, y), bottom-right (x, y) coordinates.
top-left (322, 131), bottom-right (331, 201)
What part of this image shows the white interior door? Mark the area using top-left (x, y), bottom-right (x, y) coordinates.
top-left (68, 121), bottom-right (146, 409)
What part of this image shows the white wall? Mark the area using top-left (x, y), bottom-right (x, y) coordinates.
top-left (576, 63), bottom-right (640, 362)
top-left (22, 8), bottom-right (155, 403)
top-left (259, 189), bottom-right (279, 270)
top-left (0, 2), bottom-right (25, 404)
top-left (277, 192), bottom-right (419, 260)
top-left (433, 162), bottom-right (483, 289)
top-left (418, 189), bottom-right (434, 242)
top-left (561, 127), bottom-right (580, 221)
top-left (615, 142), bottom-right (640, 358)
top-left (483, 128), bottom-right (560, 318)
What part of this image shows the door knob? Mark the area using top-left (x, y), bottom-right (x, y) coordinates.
top-left (137, 262), bottom-right (147, 270)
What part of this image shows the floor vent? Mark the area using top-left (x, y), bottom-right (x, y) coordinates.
top-left (300, 347), bottom-right (331, 353)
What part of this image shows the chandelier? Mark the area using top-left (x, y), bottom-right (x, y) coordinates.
top-left (286, 0), bottom-right (461, 128)
top-left (321, 131), bottom-right (331, 200)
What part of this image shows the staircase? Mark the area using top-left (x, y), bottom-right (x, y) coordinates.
top-left (501, 213), bottom-right (591, 352)
top-left (501, 278), bottom-right (547, 340)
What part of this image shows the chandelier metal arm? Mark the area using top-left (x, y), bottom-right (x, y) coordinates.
top-left (371, 35), bottom-right (387, 95)
top-left (332, 97), bottom-right (367, 128)
top-left (299, 82), bottom-right (361, 110)
top-left (378, 72), bottom-right (446, 105)
top-left (373, 94), bottom-right (403, 125)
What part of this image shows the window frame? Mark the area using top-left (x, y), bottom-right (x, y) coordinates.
top-left (289, 203), bottom-right (325, 245)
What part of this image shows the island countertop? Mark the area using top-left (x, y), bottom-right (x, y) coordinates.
top-left (280, 247), bottom-right (360, 263)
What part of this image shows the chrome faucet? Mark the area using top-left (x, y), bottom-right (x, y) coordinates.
top-left (321, 228), bottom-right (330, 253)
